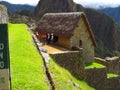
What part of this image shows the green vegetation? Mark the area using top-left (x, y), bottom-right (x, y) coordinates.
top-left (8, 23), bottom-right (49, 90)
top-left (114, 51), bottom-right (120, 57)
top-left (107, 73), bottom-right (119, 78)
top-left (95, 39), bottom-right (113, 58)
top-left (85, 62), bottom-right (105, 69)
top-left (9, 16), bottom-right (29, 24)
top-left (49, 58), bottom-right (95, 90)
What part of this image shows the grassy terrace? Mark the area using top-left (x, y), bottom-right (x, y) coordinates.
top-left (9, 23), bottom-right (49, 90)
top-left (107, 73), bottom-right (119, 78)
top-left (85, 62), bottom-right (105, 69)
top-left (49, 58), bottom-right (95, 90)
top-left (8, 23), bottom-right (94, 90)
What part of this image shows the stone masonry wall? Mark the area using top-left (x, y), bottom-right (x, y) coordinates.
top-left (106, 76), bottom-right (120, 90)
top-left (85, 67), bottom-right (107, 90)
top-left (50, 51), bottom-right (85, 80)
top-left (105, 57), bottom-right (120, 75)
top-left (94, 57), bottom-right (120, 90)
top-left (70, 18), bottom-right (94, 64)
top-left (95, 57), bottom-right (120, 75)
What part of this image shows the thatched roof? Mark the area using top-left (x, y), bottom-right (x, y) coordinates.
top-left (36, 12), bottom-right (96, 46)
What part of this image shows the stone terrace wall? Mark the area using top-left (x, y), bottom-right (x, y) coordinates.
top-left (95, 57), bottom-right (120, 75)
top-left (106, 76), bottom-right (120, 90)
top-left (85, 67), bottom-right (107, 90)
top-left (50, 51), bottom-right (85, 80)
top-left (106, 57), bottom-right (120, 75)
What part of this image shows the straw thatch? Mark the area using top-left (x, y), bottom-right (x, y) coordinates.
top-left (36, 12), bottom-right (96, 46)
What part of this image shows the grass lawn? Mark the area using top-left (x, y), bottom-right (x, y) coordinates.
top-left (49, 58), bottom-right (95, 90)
top-left (8, 23), bottom-right (49, 90)
top-left (107, 73), bottom-right (119, 78)
top-left (85, 62), bottom-right (105, 69)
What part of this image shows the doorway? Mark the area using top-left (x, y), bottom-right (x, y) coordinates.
top-left (79, 40), bottom-right (82, 48)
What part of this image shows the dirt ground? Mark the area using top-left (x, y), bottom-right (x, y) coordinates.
top-left (43, 44), bottom-right (68, 54)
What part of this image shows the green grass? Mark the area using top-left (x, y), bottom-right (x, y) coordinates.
top-left (49, 58), bottom-right (95, 90)
top-left (85, 62), bottom-right (105, 69)
top-left (8, 23), bottom-right (49, 90)
top-left (107, 73), bottom-right (119, 78)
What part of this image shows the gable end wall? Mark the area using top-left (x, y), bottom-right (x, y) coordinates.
top-left (70, 18), bottom-right (94, 63)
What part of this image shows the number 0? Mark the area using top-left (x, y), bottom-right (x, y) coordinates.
top-left (0, 61), bottom-right (4, 69)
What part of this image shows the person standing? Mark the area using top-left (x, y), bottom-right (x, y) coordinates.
top-left (35, 32), bottom-right (40, 40)
top-left (47, 33), bottom-right (51, 44)
top-left (42, 34), bottom-right (47, 45)
top-left (51, 33), bottom-right (54, 43)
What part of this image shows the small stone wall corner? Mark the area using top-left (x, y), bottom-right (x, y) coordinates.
top-left (85, 67), bottom-right (107, 90)
top-left (50, 51), bottom-right (85, 80)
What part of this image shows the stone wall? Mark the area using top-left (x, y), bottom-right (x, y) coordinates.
top-left (50, 51), bottom-right (85, 80)
top-left (94, 57), bottom-right (120, 90)
top-left (30, 29), bottom-right (55, 89)
top-left (95, 57), bottom-right (120, 75)
top-left (106, 76), bottom-right (120, 90)
top-left (70, 18), bottom-right (94, 64)
top-left (95, 57), bottom-right (109, 66)
top-left (105, 57), bottom-right (120, 75)
top-left (0, 5), bottom-right (8, 23)
top-left (85, 67), bottom-right (107, 90)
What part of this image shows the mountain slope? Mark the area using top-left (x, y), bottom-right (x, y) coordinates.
top-left (84, 8), bottom-right (120, 56)
top-left (0, 1), bottom-right (35, 13)
top-left (34, 0), bottom-right (77, 18)
top-left (34, 0), bottom-right (120, 57)
top-left (99, 6), bottom-right (120, 25)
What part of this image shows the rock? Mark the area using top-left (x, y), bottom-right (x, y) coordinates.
top-left (41, 52), bottom-right (50, 63)
top-left (34, 0), bottom-right (77, 17)
top-left (105, 56), bottom-right (119, 61)
top-left (0, 4), bottom-right (8, 23)
top-left (40, 47), bottom-right (47, 53)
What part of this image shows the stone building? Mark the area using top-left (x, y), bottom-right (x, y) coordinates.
top-left (0, 4), bottom-right (8, 23)
top-left (36, 12), bottom-right (96, 63)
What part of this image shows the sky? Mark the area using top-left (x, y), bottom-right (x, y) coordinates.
top-left (1, 0), bottom-right (120, 8)
top-left (74, 0), bottom-right (120, 8)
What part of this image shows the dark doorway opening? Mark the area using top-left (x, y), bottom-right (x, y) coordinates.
top-left (79, 40), bottom-right (82, 48)
top-left (54, 36), bottom-right (58, 43)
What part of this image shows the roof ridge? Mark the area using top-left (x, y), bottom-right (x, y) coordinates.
top-left (45, 12), bottom-right (84, 15)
